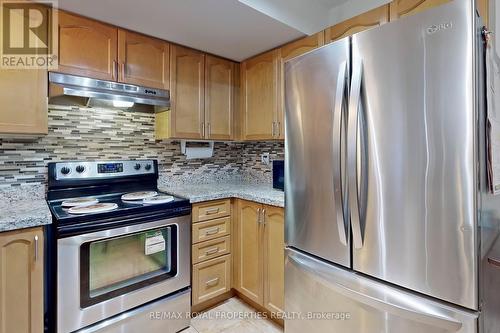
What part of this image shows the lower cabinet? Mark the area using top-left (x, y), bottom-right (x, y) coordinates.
top-left (233, 199), bottom-right (284, 314)
top-left (0, 227), bottom-right (44, 333)
top-left (191, 199), bottom-right (232, 306)
top-left (193, 254), bottom-right (231, 305)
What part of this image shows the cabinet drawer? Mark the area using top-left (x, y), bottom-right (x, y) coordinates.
top-left (192, 236), bottom-right (231, 264)
top-left (192, 199), bottom-right (231, 222)
top-left (192, 217), bottom-right (230, 244)
top-left (192, 254), bottom-right (231, 305)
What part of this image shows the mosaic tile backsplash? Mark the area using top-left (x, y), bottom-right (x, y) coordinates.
top-left (0, 105), bottom-right (284, 188)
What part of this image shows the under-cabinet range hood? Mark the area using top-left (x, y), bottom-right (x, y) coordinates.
top-left (48, 72), bottom-right (170, 108)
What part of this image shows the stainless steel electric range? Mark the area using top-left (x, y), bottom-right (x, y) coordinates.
top-left (45, 160), bottom-right (191, 333)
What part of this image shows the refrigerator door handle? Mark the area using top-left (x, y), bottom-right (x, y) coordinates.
top-left (333, 61), bottom-right (348, 246)
top-left (347, 56), bottom-right (364, 249)
top-left (287, 249), bottom-right (464, 332)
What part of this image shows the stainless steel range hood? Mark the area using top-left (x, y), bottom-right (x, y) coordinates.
top-left (48, 72), bottom-right (170, 108)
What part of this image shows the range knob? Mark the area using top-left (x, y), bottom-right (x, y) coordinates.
top-left (134, 163), bottom-right (141, 170)
top-left (76, 165), bottom-right (85, 173)
top-left (145, 164), bottom-right (152, 171)
top-left (61, 167), bottom-right (71, 175)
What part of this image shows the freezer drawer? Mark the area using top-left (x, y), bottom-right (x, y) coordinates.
top-left (285, 249), bottom-right (478, 333)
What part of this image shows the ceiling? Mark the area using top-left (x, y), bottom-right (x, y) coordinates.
top-left (57, 0), bottom-right (389, 62)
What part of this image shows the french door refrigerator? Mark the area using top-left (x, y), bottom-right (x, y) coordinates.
top-left (284, 0), bottom-right (499, 332)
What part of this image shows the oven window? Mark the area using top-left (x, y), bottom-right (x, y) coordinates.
top-left (80, 225), bottom-right (178, 308)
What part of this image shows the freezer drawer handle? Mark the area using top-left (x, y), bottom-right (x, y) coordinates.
top-left (287, 250), bottom-right (463, 332)
top-left (333, 60), bottom-right (348, 246)
top-left (347, 56), bottom-right (364, 249)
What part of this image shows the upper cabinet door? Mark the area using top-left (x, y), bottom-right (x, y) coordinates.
top-left (58, 12), bottom-right (117, 81)
top-left (205, 55), bottom-right (235, 140)
top-left (170, 45), bottom-right (205, 139)
top-left (118, 30), bottom-right (170, 89)
top-left (324, 5), bottom-right (389, 43)
top-left (241, 49), bottom-right (279, 140)
top-left (389, 0), bottom-right (451, 20)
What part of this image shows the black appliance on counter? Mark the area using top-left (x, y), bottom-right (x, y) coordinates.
top-left (45, 160), bottom-right (191, 333)
top-left (273, 160), bottom-right (284, 191)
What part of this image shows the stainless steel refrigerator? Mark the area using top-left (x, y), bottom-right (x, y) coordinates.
top-left (284, 0), bottom-right (500, 332)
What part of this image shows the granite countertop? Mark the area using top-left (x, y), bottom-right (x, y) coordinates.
top-left (0, 186), bottom-right (52, 232)
top-left (159, 181), bottom-right (284, 207)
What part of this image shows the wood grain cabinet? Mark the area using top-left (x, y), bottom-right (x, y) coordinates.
top-left (191, 200), bottom-right (233, 307)
top-left (164, 46), bottom-right (237, 140)
top-left (324, 5), bottom-right (389, 43)
top-left (118, 30), bottom-right (170, 89)
top-left (205, 55), bottom-right (235, 140)
top-left (170, 45), bottom-right (205, 139)
top-left (241, 49), bottom-right (280, 140)
top-left (0, 227), bottom-right (44, 333)
top-left (0, 68), bottom-right (48, 135)
top-left (233, 200), bottom-right (284, 314)
top-left (58, 11), bottom-right (118, 81)
top-left (58, 11), bottom-right (171, 90)
top-left (389, 0), bottom-right (451, 20)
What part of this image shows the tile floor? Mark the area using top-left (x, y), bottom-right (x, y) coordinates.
top-left (183, 297), bottom-right (283, 333)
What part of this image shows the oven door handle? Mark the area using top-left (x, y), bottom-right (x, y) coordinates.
top-left (58, 217), bottom-right (183, 245)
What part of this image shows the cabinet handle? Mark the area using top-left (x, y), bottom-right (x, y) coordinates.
top-left (257, 208), bottom-right (261, 224)
top-left (262, 209), bottom-right (266, 225)
top-left (113, 60), bottom-right (118, 80)
top-left (205, 227), bottom-right (220, 236)
top-left (205, 277), bottom-right (219, 287)
top-left (205, 247), bottom-right (219, 255)
top-left (207, 123), bottom-right (211, 138)
top-left (205, 207), bottom-right (220, 215)
top-left (34, 235), bottom-right (39, 262)
top-left (201, 122), bottom-right (205, 138)
top-left (277, 122), bottom-right (281, 137)
top-left (120, 62), bottom-right (126, 78)
top-left (271, 122), bottom-right (276, 138)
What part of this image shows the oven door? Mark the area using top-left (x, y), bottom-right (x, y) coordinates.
top-left (57, 215), bottom-right (190, 333)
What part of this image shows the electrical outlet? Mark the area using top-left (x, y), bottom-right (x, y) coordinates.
top-left (261, 153), bottom-right (270, 165)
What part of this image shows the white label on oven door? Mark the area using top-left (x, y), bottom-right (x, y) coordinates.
top-left (145, 231), bottom-right (165, 255)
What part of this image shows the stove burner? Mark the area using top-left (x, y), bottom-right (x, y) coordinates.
top-left (121, 191), bottom-right (158, 201)
top-left (68, 203), bottom-right (118, 215)
top-left (143, 195), bottom-right (175, 204)
top-left (62, 197), bottom-right (99, 208)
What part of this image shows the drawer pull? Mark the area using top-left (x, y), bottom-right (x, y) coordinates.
top-left (205, 277), bottom-right (220, 287)
top-left (205, 208), bottom-right (220, 215)
top-left (205, 247), bottom-right (219, 255)
top-left (205, 227), bottom-right (220, 236)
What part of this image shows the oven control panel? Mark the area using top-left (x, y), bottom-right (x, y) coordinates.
top-left (53, 160), bottom-right (156, 180)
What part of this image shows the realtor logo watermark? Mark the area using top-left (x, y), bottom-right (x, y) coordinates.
top-left (0, 0), bottom-right (58, 69)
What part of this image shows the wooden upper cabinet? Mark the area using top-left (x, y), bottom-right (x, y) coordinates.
top-left (241, 49), bottom-right (280, 140)
top-left (324, 5), bottom-right (389, 43)
top-left (118, 30), bottom-right (170, 89)
top-left (58, 11), bottom-right (118, 81)
top-left (0, 228), bottom-right (44, 333)
top-left (234, 200), bottom-right (264, 305)
top-left (280, 32), bottom-right (325, 62)
top-left (263, 206), bottom-right (284, 314)
top-left (389, 0), bottom-right (451, 20)
top-left (0, 69), bottom-right (48, 135)
top-left (205, 55), bottom-right (235, 140)
top-left (170, 45), bottom-right (205, 139)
